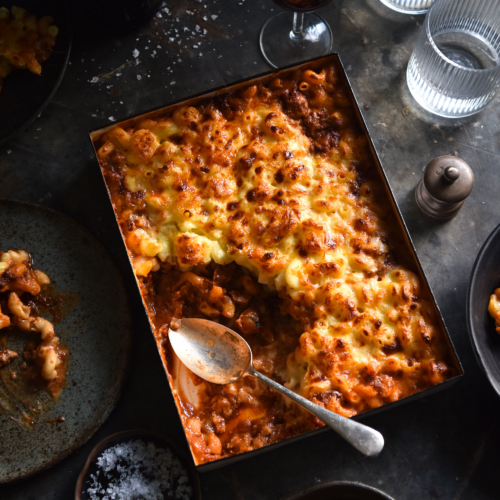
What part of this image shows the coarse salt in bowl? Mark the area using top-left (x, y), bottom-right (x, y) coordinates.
top-left (76, 430), bottom-right (201, 500)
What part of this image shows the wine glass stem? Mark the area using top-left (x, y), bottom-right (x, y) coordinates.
top-left (291, 12), bottom-right (305, 41)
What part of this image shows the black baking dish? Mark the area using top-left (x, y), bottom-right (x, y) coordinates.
top-left (89, 54), bottom-right (464, 472)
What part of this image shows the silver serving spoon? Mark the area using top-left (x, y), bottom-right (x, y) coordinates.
top-left (169, 318), bottom-right (384, 457)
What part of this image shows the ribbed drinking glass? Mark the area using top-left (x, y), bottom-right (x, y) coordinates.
top-left (379, 0), bottom-right (435, 15)
top-left (407, 0), bottom-right (500, 118)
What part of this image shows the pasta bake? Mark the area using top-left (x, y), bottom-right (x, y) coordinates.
top-left (94, 59), bottom-right (460, 464)
top-left (0, 249), bottom-right (68, 398)
top-left (0, 6), bottom-right (58, 90)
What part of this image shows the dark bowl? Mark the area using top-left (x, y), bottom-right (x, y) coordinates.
top-left (467, 223), bottom-right (500, 397)
top-left (282, 480), bottom-right (395, 500)
top-left (75, 429), bottom-right (202, 500)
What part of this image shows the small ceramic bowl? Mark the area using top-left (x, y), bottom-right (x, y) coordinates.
top-left (75, 429), bottom-right (201, 500)
top-left (281, 480), bottom-right (396, 500)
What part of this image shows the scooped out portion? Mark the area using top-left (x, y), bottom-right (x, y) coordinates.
top-left (0, 6), bottom-right (58, 90)
top-left (0, 249), bottom-right (68, 399)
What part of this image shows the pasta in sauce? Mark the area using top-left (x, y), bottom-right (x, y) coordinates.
top-left (0, 249), bottom-right (68, 398)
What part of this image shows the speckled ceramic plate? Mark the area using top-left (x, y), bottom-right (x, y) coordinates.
top-left (467, 222), bottom-right (500, 398)
top-left (0, 199), bottom-right (131, 483)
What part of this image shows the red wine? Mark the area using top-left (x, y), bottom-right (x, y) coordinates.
top-left (273, 0), bottom-right (333, 12)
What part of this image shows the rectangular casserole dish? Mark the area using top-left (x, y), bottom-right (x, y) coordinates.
top-left (90, 54), bottom-right (463, 472)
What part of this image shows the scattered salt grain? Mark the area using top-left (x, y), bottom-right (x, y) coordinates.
top-left (132, 49), bottom-right (140, 58)
top-left (7, 150), bottom-right (11, 154)
top-left (137, 75), bottom-right (142, 80)
top-left (86, 439), bottom-right (192, 500)
top-left (211, 15), bottom-right (218, 20)
top-left (90, 76), bottom-right (99, 83)
top-left (108, 116), bottom-right (115, 122)
top-left (170, 81), bottom-right (176, 85)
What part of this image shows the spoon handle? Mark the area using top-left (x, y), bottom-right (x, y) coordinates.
top-left (247, 366), bottom-right (384, 457)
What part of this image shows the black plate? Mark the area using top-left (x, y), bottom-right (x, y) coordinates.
top-left (0, 0), bottom-right (72, 146)
top-left (282, 481), bottom-right (395, 500)
top-left (467, 223), bottom-right (500, 397)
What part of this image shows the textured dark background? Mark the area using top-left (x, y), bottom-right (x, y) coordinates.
top-left (1, 0), bottom-right (499, 498)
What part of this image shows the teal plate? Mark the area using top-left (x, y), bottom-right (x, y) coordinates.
top-left (0, 199), bottom-right (131, 483)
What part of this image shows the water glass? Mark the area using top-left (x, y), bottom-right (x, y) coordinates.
top-left (407, 0), bottom-right (500, 118)
top-left (379, 0), bottom-right (435, 15)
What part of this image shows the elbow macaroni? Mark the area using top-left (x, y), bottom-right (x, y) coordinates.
top-left (0, 6), bottom-right (58, 89)
top-left (0, 249), bottom-right (67, 396)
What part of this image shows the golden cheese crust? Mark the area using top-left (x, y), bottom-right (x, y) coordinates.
top-left (95, 60), bottom-right (459, 463)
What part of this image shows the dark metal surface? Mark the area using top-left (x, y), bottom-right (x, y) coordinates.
top-left (467, 223), bottom-right (500, 398)
top-left (0, 0), bottom-right (72, 146)
top-left (75, 429), bottom-right (202, 500)
top-left (1, 0), bottom-right (500, 498)
top-left (0, 200), bottom-right (131, 483)
top-left (281, 480), bottom-right (395, 500)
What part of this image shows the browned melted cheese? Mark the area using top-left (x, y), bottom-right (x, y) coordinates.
top-left (95, 60), bottom-right (459, 464)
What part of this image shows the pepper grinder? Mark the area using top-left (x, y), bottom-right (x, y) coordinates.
top-left (415, 156), bottom-right (474, 221)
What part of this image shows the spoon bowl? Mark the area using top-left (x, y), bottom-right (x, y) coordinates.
top-left (169, 318), bottom-right (384, 457)
top-left (169, 318), bottom-right (251, 384)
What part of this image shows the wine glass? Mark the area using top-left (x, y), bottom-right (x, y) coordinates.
top-left (260, 0), bottom-right (333, 68)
